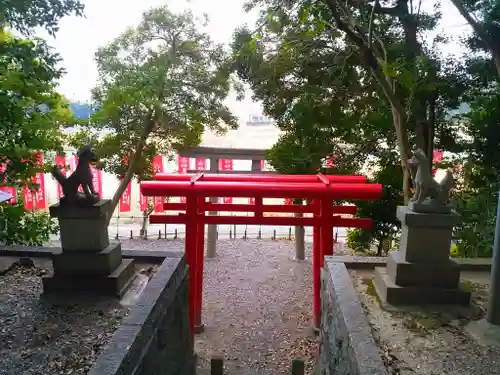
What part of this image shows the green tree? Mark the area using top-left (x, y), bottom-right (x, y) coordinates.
top-left (70, 7), bottom-right (239, 222)
top-left (0, 1), bottom-right (82, 245)
top-left (0, 0), bottom-right (84, 36)
top-left (231, 0), bottom-right (464, 249)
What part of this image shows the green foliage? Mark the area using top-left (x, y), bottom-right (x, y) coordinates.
top-left (0, 0), bottom-right (84, 35)
top-left (347, 153), bottom-right (404, 252)
top-left (451, 90), bottom-right (500, 257)
top-left (230, 0), bottom-right (464, 246)
top-left (0, 1), bottom-right (79, 245)
top-left (346, 228), bottom-right (374, 252)
top-left (0, 201), bottom-right (58, 245)
top-left (70, 7), bottom-right (239, 213)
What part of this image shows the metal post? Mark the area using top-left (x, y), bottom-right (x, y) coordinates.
top-left (312, 199), bottom-right (321, 329)
top-left (185, 196), bottom-right (198, 336)
top-left (487, 191), bottom-right (500, 324)
top-left (195, 196), bottom-right (206, 333)
top-left (206, 158), bottom-right (218, 258)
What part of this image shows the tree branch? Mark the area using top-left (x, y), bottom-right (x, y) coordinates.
top-left (321, 0), bottom-right (411, 163)
top-left (448, 0), bottom-right (500, 76)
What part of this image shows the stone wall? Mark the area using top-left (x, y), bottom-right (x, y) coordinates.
top-left (89, 255), bottom-right (194, 375)
top-left (320, 260), bottom-right (388, 375)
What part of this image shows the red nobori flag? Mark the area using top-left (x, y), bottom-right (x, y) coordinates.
top-left (219, 159), bottom-right (233, 204)
top-left (195, 158), bottom-right (206, 171)
top-left (177, 155), bottom-right (190, 174)
top-left (23, 152), bottom-right (46, 210)
top-left (432, 150), bottom-right (443, 177)
top-left (178, 155), bottom-right (190, 203)
top-left (140, 193), bottom-right (149, 212)
top-left (55, 155), bottom-right (66, 199)
top-left (119, 156), bottom-right (132, 213)
top-left (152, 155), bottom-right (164, 212)
top-left (90, 165), bottom-right (102, 197)
top-left (119, 182), bottom-right (132, 212)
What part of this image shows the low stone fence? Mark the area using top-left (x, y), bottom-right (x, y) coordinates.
top-left (89, 255), bottom-right (194, 375)
top-left (320, 260), bottom-right (388, 375)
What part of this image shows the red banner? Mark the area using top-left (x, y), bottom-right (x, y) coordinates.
top-left (140, 194), bottom-right (149, 212)
top-left (90, 166), bottom-right (102, 197)
top-left (178, 155), bottom-right (190, 174)
top-left (152, 155), bottom-right (164, 212)
top-left (261, 160), bottom-right (265, 170)
top-left (219, 159), bottom-right (233, 171)
top-left (23, 152), bottom-right (46, 210)
top-left (432, 150), bottom-right (443, 177)
top-left (195, 158), bottom-right (206, 170)
top-left (55, 155), bottom-right (66, 198)
top-left (219, 159), bottom-right (233, 204)
top-left (119, 182), bottom-right (132, 212)
top-left (119, 156), bottom-right (132, 213)
top-left (178, 155), bottom-right (190, 203)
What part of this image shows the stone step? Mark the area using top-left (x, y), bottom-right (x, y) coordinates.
top-left (373, 267), bottom-right (471, 306)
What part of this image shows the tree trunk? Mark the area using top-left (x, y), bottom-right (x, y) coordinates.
top-left (449, 0), bottom-right (500, 77)
top-left (294, 212), bottom-right (305, 260)
top-left (106, 118), bottom-right (155, 226)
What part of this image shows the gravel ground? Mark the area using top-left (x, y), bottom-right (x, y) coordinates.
top-left (194, 239), bottom-right (350, 375)
top-left (40, 238), bottom-right (349, 374)
top-left (0, 261), bottom-right (130, 375)
top-left (350, 269), bottom-right (500, 375)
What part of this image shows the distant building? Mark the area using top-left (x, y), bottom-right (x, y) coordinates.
top-left (246, 114), bottom-right (274, 127)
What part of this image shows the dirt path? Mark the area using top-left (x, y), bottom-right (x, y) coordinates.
top-left (193, 239), bottom-right (348, 375)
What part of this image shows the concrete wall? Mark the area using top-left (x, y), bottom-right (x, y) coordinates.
top-left (89, 255), bottom-right (195, 375)
top-left (320, 260), bottom-right (388, 375)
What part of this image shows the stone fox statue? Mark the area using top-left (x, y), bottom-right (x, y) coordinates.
top-left (51, 145), bottom-right (100, 206)
top-left (408, 149), bottom-right (454, 205)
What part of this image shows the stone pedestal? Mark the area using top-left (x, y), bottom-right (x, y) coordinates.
top-left (373, 206), bottom-right (471, 306)
top-left (43, 199), bottom-right (135, 297)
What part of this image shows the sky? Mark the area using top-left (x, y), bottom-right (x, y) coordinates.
top-left (38, 0), bottom-right (472, 124)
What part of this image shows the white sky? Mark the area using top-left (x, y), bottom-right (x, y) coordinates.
top-left (37, 0), bottom-right (471, 123)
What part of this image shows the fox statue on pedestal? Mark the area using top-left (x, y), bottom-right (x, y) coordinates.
top-left (51, 145), bottom-right (100, 206)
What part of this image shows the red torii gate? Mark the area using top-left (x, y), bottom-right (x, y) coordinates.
top-left (140, 173), bottom-right (382, 334)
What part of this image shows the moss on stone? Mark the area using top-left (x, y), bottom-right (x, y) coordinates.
top-left (361, 278), bottom-right (382, 305)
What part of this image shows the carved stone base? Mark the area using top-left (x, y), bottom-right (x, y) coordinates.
top-left (43, 259), bottom-right (135, 297)
top-left (51, 242), bottom-right (122, 276)
top-left (408, 201), bottom-right (451, 214)
top-left (373, 267), bottom-right (471, 306)
top-left (386, 250), bottom-right (460, 289)
top-left (397, 206), bottom-right (460, 263)
top-left (49, 200), bottom-right (111, 252)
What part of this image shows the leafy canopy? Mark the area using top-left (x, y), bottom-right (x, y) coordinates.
top-left (70, 7), bottom-right (239, 215)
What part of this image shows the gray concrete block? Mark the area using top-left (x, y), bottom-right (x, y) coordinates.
top-left (87, 255), bottom-right (193, 375)
top-left (42, 259), bottom-right (135, 297)
top-left (408, 201), bottom-right (451, 214)
top-left (397, 205), bottom-right (460, 228)
top-left (399, 224), bottom-right (452, 262)
top-left (49, 199), bottom-right (111, 219)
top-left (52, 241), bottom-right (122, 276)
top-left (321, 261), bottom-right (389, 375)
top-left (59, 215), bottom-right (109, 252)
top-left (373, 267), bottom-right (471, 306)
top-left (387, 250), bottom-right (460, 288)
